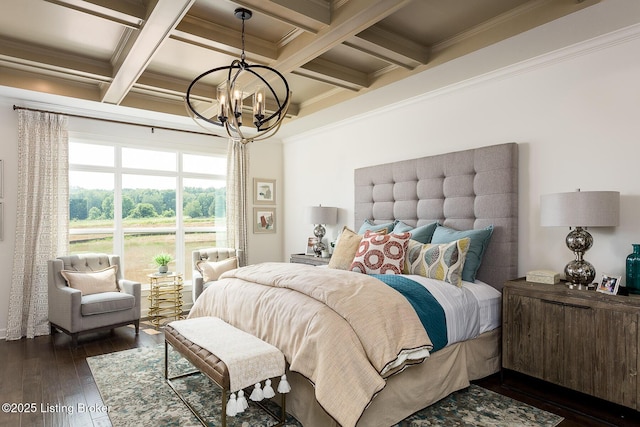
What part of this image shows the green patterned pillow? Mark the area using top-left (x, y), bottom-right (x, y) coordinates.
top-left (404, 239), bottom-right (424, 274)
top-left (419, 238), bottom-right (470, 287)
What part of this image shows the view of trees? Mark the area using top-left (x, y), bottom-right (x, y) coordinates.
top-left (69, 186), bottom-right (226, 221)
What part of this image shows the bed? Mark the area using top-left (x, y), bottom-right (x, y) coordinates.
top-left (189, 142), bottom-right (518, 427)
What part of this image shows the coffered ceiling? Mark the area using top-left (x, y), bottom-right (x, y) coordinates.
top-left (0, 0), bottom-right (598, 126)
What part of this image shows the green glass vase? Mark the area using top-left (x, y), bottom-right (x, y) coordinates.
top-left (626, 244), bottom-right (640, 295)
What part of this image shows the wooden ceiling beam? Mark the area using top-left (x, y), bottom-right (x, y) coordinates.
top-left (346, 25), bottom-right (430, 70)
top-left (43, 0), bottom-right (145, 29)
top-left (101, 0), bottom-right (195, 105)
top-left (296, 58), bottom-right (368, 91)
top-left (0, 37), bottom-right (112, 81)
top-left (268, 0), bottom-right (330, 24)
top-left (274, 0), bottom-right (412, 73)
top-left (233, 0), bottom-right (328, 33)
top-left (172, 15), bottom-right (277, 62)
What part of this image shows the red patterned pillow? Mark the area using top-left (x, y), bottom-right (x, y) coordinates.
top-left (350, 230), bottom-right (411, 274)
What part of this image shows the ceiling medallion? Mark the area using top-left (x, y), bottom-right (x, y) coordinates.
top-left (185, 8), bottom-right (291, 143)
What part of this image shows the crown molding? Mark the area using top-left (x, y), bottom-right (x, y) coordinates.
top-left (283, 21), bottom-right (640, 142)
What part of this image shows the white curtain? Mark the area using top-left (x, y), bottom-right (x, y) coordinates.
top-left (226, 139), bottom-right (249, 267)
top-left (6, 110), bottom-right (69, 340)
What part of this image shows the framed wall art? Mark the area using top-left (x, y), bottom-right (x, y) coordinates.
top-left (0, 159), bottom-right (3, 199)
top-left (254, 207), bottom-right (276, 233)
top-left (254, 178), bottom-right (276, 204)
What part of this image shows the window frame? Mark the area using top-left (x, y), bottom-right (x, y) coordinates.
top-left (68, 133), bottom-right (227, 285)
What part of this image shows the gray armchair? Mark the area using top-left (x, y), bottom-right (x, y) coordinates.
top-left (48, 253), bottom-right (141, 346)
top-left (192, 248), bottom-right (239, 303)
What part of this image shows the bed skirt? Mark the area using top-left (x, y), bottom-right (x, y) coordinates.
top-left (285, 328), bottom-right (501, 427)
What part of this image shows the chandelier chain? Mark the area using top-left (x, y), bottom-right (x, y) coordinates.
top-left (240, 15), bottom-right (246, 63)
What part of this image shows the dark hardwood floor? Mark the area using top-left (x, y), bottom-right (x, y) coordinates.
top-left (474, 371), bottom-right (640, 427)
top-left (1, 324), bottom-right (639, 427)
top-left (0, 322), bottom-right (163, 427)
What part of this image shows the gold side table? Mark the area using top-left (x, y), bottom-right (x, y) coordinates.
top-left (147, 272), bottom-right (184, 328)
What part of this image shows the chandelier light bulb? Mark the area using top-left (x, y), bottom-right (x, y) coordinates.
top-left (217, 87), bottom-right (227, 123)
top-left (253, 86), bottom-right (265, 127)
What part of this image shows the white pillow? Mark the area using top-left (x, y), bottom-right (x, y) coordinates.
top-left (328, 226), bottom-right (362, 270)
top-left (61, 265), bottom-right (119, 296)
top-left (196, 257), bottom-right (238, 283)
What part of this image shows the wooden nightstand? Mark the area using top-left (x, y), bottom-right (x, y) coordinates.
top-left (289, 253), bottom-right (331, 266)
top-left (502, 278), bottom-right (640, 410)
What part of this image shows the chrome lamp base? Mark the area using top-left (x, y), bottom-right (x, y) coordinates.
top-left (312, 224), bottom-right (326, 257)
top-left (564, 226), bottom-right (595, 289)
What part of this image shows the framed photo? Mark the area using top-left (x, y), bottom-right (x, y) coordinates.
top-left (0, 159), bottom-right (3, 198)
top-left (254, 178), bottom-right (276, 204)
top-left (254, 207), bottom-right (276, 233)
top-left (596, 274), bottom-right (621, 295)
top-left (306, 237), bottom-right (318, 255)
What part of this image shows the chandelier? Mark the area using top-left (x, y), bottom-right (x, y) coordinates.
top-left (185, 8), bottom-right (291, 143)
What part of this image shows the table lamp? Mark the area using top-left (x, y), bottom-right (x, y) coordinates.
top-left (307, 205), bottom-right (338, 257)
top-left (540, 189), bottom-right (619, 289)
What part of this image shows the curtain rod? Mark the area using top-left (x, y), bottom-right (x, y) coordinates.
top-left (12, 105), bottom-right (222, 138)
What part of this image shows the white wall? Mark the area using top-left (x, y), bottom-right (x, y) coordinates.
top-left (0, 94), bottom-right (283, 338)
top-left (282, 0), bottom-right (640, 284)
top-left (244, 142), bottom-right (284, 265)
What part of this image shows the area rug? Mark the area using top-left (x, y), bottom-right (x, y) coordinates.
top-left (87, 346), bottom-right (563, 427)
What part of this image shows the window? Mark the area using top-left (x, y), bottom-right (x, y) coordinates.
top-left (69, 140), bottom-right (226, 285)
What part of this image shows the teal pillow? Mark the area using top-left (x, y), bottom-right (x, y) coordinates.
top-left (393, 221), bottom-right (438, 244)
top-left (357, 219), bottom-right (397, 235)
top-left (431, 225), bottom-right (493, 283)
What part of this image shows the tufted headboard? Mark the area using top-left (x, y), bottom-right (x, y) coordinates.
top-left (354, 143), bottom-right (518, 291)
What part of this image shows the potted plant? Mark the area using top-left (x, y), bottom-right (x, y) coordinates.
top-left (153, 253), bottom-right (173, 274)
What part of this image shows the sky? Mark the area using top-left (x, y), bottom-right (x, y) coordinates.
top-left (69, 142), bottom-right (226, 190)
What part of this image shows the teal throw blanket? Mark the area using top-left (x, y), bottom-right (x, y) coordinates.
top-left (371, 274), bottom-right (448, 352)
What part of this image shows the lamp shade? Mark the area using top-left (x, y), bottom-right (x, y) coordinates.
top-left (540, 190), bottom-right (619, 227)
top-left (307, 206), bottom-right (337, 225)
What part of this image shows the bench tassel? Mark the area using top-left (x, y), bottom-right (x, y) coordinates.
top-left (237, 390), bottom-right (248, 411)
top-left (263, 379), bottom-right (275, 398)
top-left (250, 383), bottom-right (264, 401)
top-left (226, 393), bottom-right (238, 416)
top-left (277, 374), bottom-right (291, 394)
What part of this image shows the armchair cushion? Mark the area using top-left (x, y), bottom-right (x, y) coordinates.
top-left (196, 257), bottom-right (238, 283)
top-left (81, 292), bottom-right (135, 316)
top-left (60, 265), bottom-right (119, 295)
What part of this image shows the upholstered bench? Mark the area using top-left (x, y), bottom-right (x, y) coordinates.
top-left (164, 317), bottom-right (290, 427)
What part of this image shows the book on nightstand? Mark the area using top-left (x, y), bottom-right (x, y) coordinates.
top-left (525, 269), bottom-right (560, 284)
